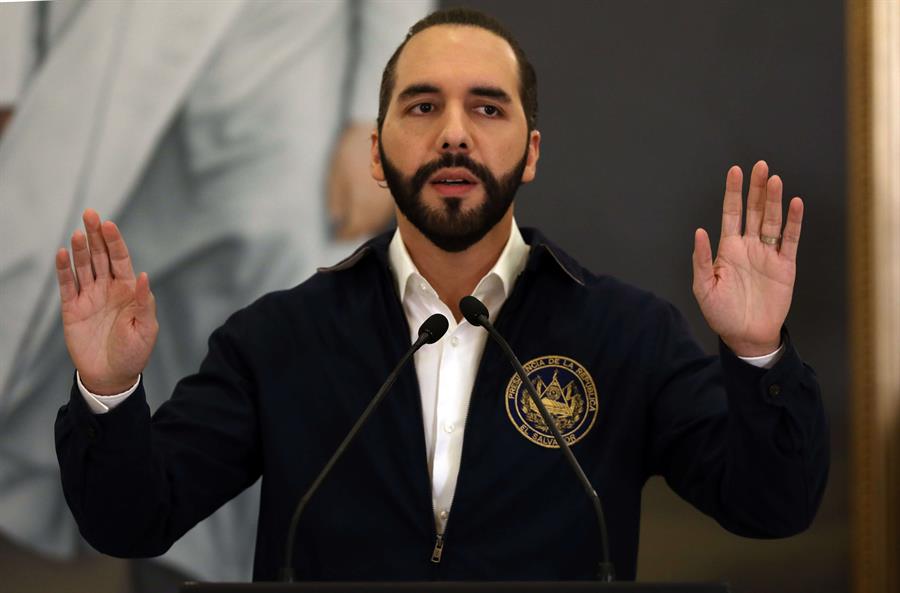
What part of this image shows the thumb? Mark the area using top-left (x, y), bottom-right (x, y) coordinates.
top-left (692, 228), bottom-right (714, 294)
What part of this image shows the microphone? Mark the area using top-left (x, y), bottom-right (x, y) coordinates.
top-left (281, 313), bottom-right (449, 582)
top-left (459, 296), bottom-right (616, 582)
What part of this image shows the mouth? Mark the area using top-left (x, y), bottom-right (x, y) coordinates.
top-left (428, 168), bottom-right (479, 196)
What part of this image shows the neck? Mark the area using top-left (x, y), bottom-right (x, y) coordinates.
top-left (398, 209), bottom-right (513, 322)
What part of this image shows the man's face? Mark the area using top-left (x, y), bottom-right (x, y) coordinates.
top-left (372, 25), bottom-right (540, 252)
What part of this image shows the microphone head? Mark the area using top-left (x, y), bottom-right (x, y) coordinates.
top-left (418, 313), bottom-right (449, 344)
top-left (459, 296), bottom-right (489, 327)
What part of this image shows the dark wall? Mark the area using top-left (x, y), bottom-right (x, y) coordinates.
top-left (451, 2), bottom-right (847, 592)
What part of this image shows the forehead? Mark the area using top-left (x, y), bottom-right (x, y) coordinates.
top-left (394, 25), bottom-right (520, 94)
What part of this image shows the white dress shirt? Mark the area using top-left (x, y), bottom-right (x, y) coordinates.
top-left (79, 219), bottom-right (783, 535)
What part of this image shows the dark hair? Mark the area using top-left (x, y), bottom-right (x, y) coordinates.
top-left (376, 7), bottom-right (538, 133)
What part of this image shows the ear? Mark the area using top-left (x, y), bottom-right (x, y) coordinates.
top-left (520, 129), bottom-right (541, 184)
top-left (371, 129), bottom-right (386, 182)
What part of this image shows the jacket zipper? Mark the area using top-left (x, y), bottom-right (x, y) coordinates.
top-left (430, 533), bottom-right (445, 563)
top-left (387, 276), bottom-right (447, 570)
top-left (429, 290), bottom-right (523, 566)
top-left (429, 492), bottom-right (443, 564)
top-left (429, 356), bottom-right (479, 565)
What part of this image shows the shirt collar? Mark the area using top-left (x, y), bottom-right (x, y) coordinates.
top-left (319, 225), bottom-right (584, 290)
top-left (388, 219), bottom-right (530, 303)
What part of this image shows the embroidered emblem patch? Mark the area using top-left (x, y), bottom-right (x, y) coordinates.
top-left (505, 355), bottom-right (598, 448)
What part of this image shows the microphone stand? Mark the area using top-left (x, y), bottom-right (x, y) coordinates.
top-left (460, 296), bottom-right (615, 582)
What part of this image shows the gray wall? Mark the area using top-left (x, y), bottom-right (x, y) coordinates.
top-left (455, 1), bottom-right (847, 591)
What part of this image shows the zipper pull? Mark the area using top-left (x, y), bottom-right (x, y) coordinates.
top-left (430, 534), bottom-right (445, 563)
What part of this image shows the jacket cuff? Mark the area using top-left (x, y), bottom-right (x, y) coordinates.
top-left (719, 326), bottom-right (804, 409)
top-left (65, 372), bottom-right (150, 451)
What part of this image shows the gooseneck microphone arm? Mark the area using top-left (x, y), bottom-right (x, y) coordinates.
top-left (280, 313), bottom-right (449, 582)
top-left (459, 296), bottom-right (615, 582)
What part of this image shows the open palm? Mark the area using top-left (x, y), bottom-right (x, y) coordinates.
top-left (692, 161), bottom-right (804, 357)
top-left (56, 209), bottom-right (157, 394)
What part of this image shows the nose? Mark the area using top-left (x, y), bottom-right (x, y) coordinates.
top-left (437, 105), bottom-right (471, 154)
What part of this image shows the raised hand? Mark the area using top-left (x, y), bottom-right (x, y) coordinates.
top-left (692, 161), bottom-right (804, 357)
top-left (55, 209), bottom-right (158, 395)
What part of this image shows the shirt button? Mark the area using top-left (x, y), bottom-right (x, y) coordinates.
top-left (768, 384), bottom-right (781, 397)
top-left (419, 282), bottom-right (428, 291)
top-left (450, 336), bottom-right (459, 347)
top-left (444, 422), bottom-right (455, 433)
top-left (439, 510), bottom-right (449, 520)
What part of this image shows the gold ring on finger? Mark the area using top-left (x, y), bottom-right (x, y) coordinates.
top-left (760, 234), bottom-right (781, 246)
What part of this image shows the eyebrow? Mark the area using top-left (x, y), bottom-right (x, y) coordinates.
top-left (470, 86), bottom-right (512, 103)
top-left (398, 83), bottom-right (441, 101)
top-left (397, 83), bottom-right (513, 103)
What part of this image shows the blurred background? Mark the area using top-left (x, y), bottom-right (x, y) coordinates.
top-left (0, 1), bottom-right (892, 592)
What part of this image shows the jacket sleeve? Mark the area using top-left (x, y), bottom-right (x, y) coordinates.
top-left (55, 311), bottom-right (262, 558)
top-left (645, 302), bottom-right (829, 538)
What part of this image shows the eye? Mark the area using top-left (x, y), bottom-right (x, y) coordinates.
top-left (410, 103), bottom-right (435, 115)
top-left (477, 105), bottom-right (502, 117)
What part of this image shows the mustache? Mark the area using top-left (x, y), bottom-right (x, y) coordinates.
top-left (410, 153), bottom-right (497, 192)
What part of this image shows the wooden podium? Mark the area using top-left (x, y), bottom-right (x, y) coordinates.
top-left (180, 582), bottom-right (730, 592)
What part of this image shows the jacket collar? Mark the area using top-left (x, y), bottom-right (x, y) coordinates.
top-left (318, 226), bottom-right (586, 287)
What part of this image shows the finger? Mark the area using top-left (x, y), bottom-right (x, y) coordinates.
top-left (82, 208), bottom-right (110, 280)
top-left (760, 174), bottom-right (784, 242)
top-left (779, 197), bottom-right (804, 262)
top-left (329, 171), bottom-right (350, 229)
top-left (744, 160), bottom-right (768, 237)
top-left (720, 165), bottom-right (743, 241)
top-left (692, 228), bottom-right (715, 296)
top-left (134, 273), bottom-right (159, 335)
top-left (341, 188), bottom-right (366, 238)
top-left (100, 220), bottom-right (135, 280)
top-left (70, 230), bottom-right (94, 289)
top-left (55, 248), bottom-right (78, 303)
top-left (135, 272), bottom-right (154, 314)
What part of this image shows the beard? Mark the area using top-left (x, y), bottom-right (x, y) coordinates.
top-left (378, 140), bottom-right (528, 253)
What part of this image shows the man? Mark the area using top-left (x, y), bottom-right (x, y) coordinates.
top-left (54, 8), bottom-right (828, 582)
top-left (0, 0), bottom-right (431, 586)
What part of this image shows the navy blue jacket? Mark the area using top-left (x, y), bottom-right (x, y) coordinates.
top-left (55, 228), bottom-right (829, 581)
